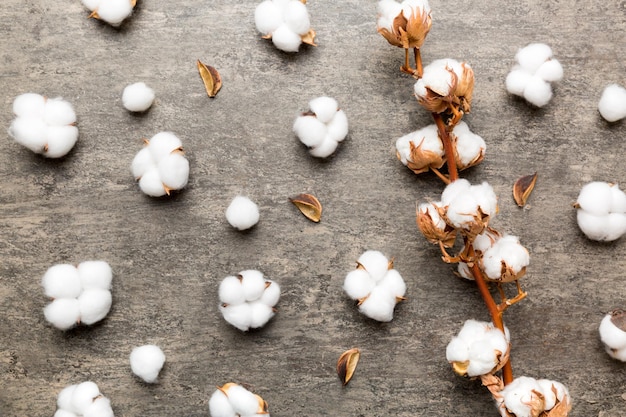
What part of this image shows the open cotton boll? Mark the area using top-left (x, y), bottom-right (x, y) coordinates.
top-left (122, 82), bottom-right (155, 112)
top-left (225, 384), bottom-right (261, 416)
top-left (481, 235), bottom-right (529, 281)
top-left (497, 376), bottom-right (543, 417)
top-left (523, 76), bottom-right (553, 107)
top-left (441, 179), bottom-right (471, 206)
top-left (259, 280), bottom-right (281, 306)
top-left (576, 181), bottom-right (613, 216)
top-left (515, 43), bottom-right (554, 74)
top-left (284, 0), bottom-right (310, 35)
top-left (271, 24), bottom-right (302, 52)
top-left (44, 298), bottom-right (81, 330)
top-left (357, 250), bottom-right (390, 283)
top-left (130, 345), bottom-right (166, 383)
top-left (78, 289), bottom-right (112, 325)
top-left (598, 84), bottom-right (626, 122)
top-left (158, 153), bottom-right (190, 190)
top-left (219, 275), bottom-right (246, 305)
top-left (13, 93), bottom-right (46, 117)
top-left (70, 381), bottom-right (101, 415)
top-left (42, 264), bottom-right (82, 299)
top-left (453, 122), bottom-right (486, 168)
top-left (77, 261), bottom-right (112, 290)
top-left (240, 270), bottom-right (267, 301)
top-left (600, 312), bottom-right (626, 352)
top-left (45, 126), bottom-right (79, 158)
top-left (220, 303), bottom-right (253, 331)
top-left (417, 60), bottom-right (456, 97)
top-left (309, 96), bottom-right (339, 124)
top-left (96, 0), bottom-right (134, 26)
top-left (138, 169), bottom-right (167, 197)
top-left (225, 196), bottom-right (260, 231)
top-left (254, 0), bottom-right (283, 35)
top-left (576, 211), bottom-right (626, 242)
top-left (309, 135), bottom-right (338, 158)
top-left (358, 286), bottom-right (396, 322)
top-left (343, 269), bottom-right (376, 300)
top-left (209, 389), bottom-right (237, 417)
top-left (505, 68), bottom-right (533, 96)
top-left (377, 0), bottom-right (403, 31)
top-left (537, 379), bottom-right (569, 411)
top-left (293, 115), bottom-right (327, 148)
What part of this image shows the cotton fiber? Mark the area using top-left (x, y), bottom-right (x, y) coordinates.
top-left (293, 96), bottom-right (349, 158)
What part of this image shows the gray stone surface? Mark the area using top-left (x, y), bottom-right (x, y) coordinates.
top-left (1, 0), bottom-right (625, 416)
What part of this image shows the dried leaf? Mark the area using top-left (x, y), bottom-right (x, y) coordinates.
top-left (289, 193), bottom-right (322, 222)
top-left (197, 60), bottom-right (222, 98)
top-left (610, 309), bottom-right (626, 332)
top-left (337, 348), bottom-right (360, 385)
top-left (300, 29), bottom-right (317, 46)
top-left (513, 172), bottom-right (538, 207)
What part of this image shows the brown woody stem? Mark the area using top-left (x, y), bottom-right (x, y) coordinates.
top-left (432, 113), bottom-right (458, 182)
top-left (414, 48), bottom-right (423, 78)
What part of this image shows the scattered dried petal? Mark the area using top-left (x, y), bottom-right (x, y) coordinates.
top-left (289, 193), bottom-right (322, 222)
top-left (337, 348), bottom-right (360, 385)
top-left (513, 172), bottom-right (538, 207)
top-left (300, 29), bottom-right (317, 46)
top-left (197, 60), bottom-right (222, 98)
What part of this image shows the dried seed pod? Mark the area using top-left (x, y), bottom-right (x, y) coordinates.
top-left (337, 348), bottom-right (360, 385)
top-left (289, 193), bottom-right (322, 222)
top-left (197, 60), bottom-right (222, 98)
top-left (513, 172), bottom-right (538, 207)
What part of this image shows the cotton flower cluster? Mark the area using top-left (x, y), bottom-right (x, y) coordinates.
top-left (460, 233), bottom-right (529, 282)
top-left (225, 196), bottom-right (260, 231)
top-left (209, 383), bottom-right (269, 417)
top-left (131, 132), bottom-right (190, 197)
top-left (130, 345), bottom-right (166, 383)
top-left (575, 181), bottom-right (626, 242)
top-left (219, 270), bottom-right (280, 331)
top-left (122, 82), bottom-right (155, 112)
top-left (442, 179), bottom-right (497, 236)
top-left (598, 84), bottom-right (626, 122)
top-left (254, 0), bottom-right (315, 53)
top-left (599, 309), bottom-right (626, 361)
top-left (395, 121), bottom-right (486, 175)
top-left (505, 43), bottom-right (563, 108)
top-left (8, 93), bottom-right (78, 158)
top-left (496, 376), bottom-right (571, 417)
top-left (293, 96), bottom-right (349, 158)
top-left (343, 250), bottom-right (406, 322)
top-left (377, 0), bottom-right (432, 50)
top-left (42, 261), bottom-right (113, 331)
top-left (55, 381), bottom-right (114, 417)
top-left (446, 319), bottom-right (510, 377)
top-left (81, 0), bottom-right (135, 27)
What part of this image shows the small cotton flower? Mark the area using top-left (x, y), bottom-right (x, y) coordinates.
top-left (130, 344), bottom-right (166, 383)
top-left (395, 124), bottom-right (444, 174)
top-left (293, 96), bottom-right (349, 158)
top-left (598, 84), bottom-right (626, 122)
top-left (209, 383), bottom-right (269, 417)
top-left (218, 270), bottom-right (280, 331)
top-left (599, 309), bottom-right (626, 361)
top-left (496, 376), bottom-right (571, 417)
top-left (122, 82), bottom-right (155, 112)
top-left (82, 0), bottom-right (135, 26)
top-left (254, 0), bottom-right (315, 53)
top-left (440, 180), bottom-right (498, 236)
top-left (480, 235), bottom-right (529, 282)
top-left (70, 381), bottom-right (102, 414)
top-left (225, 196), bottom-right (260, 230)
top-left (56, 382), bottom-right (113, 417)
top-left (575, 181), bottom-right (626, 241)
top-left (8, 93), bottom-right (78, 158)
top-left (452, 121), bottom-right (486, 170)
top-left (131, 132), bottom-right (190, 197)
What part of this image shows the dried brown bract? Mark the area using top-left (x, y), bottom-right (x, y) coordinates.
top-left (337, 348), bottom-right (360, 385)
top-left (513, 172), bottom-right (538, 207)
top-left (289, 193), bottom-right (322, 222)
top-left (197, 60), bottom-right (222, 98)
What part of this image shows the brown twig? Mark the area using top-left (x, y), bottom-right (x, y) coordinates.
top-left (432, 113), bottom-right (458, 182)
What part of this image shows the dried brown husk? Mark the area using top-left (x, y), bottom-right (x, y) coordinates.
top-left (610, 308), bottom-right (626, 331)
top-left (289, 193), bottom-right (322, 222)
top-left (400, 136), bottom-right (446, 175)
top-left (197, 60), bottom-right (222, 98)
top-left (300, 29), bottom-right (317, 46)
top-left (416, 205), bottom-right (457, 248)
top-left (337, 348), bottom-right (360, 385)
top-left (513, 172), bottom-right (538, 207)
top-left (254, 394), bottom-right (270, 415)
top-left (377, 8), bottom-right (432, 49)
top-left (542, 388), bottom-right (572, 417)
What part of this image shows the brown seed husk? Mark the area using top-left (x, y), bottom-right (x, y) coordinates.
top-left (197, 60), bottom-right (222, 98)
top-left (513, 172), bottom-right (538, 207)
top-left (300, 29), bottom-right (317, 46)
top-left (289, 193), bottom-right (322, 222)
top-left (610, 309), bottom-right (626, 331)
top-left (337, 348), bottom-right (360, 385)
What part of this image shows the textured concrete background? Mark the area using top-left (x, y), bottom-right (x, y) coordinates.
top-left (1, 1), bottom-right (625, 416)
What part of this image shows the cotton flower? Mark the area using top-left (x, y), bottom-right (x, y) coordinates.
top-left (219, 270), bottom-right (280, 331)
top-left (598, 84), bottom-right (626, 122)
top-left (209, 383), bottom-right (269, 417)
top-left (505, 43), bottom-right (563, 107)
top-left (122, 82), bottom-right (155, 112)
top-left (452, 121), bottom-right (486, 170)
top-left (8, 93), bottom-right (78, 158)
top-left (42, 261), bottom-right (112, 330)
top-left (599, 309), bottom-right (626, 361)
top-left (131, 132), bottom-right (190, 197)
top-left (440, 179), bottom-right (498, 237)
top-left (575, 181), bottom-right (626, 241)
top-left (254, 0), bottom-right (316, 53)
top-left (343, 250), bottom-right (406, 322)
top-left (225, 196), bottom-right (260, 230)
top-left (446, 319), bottom-right (510, 377)
top-left (480, 235), bottom-right (529, 282)
top-left (293, 96), bottom-right (349, 158)
top-left (55, 381), bottom-right (114, 417)
top-left (130, 345), bottom-right (166, 383)
top-left (416, 201), bottom-right (457, 247)
top-left (457, 228), bottom-right (500, 280)
top-left (82, 0), bottom-right (135, 26)
top-left (496, 376), bottom-right (571, 417)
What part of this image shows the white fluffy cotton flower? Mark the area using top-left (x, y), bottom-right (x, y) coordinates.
top-left (480, 234), bottom-right (529, 282)
top-left (219, 270), bottom-right (280, 331)
top-left (42, 261), bottom-right (113, 330)
top-left (254, 0), bottom-right (314, 52)
top-left (446, 319), bottom-right (510, 377)
top-left (131, 132), bottom-right (190, 197)
top-left (599, 309), bottom-right (626, 361)
top-left (225, 196), bottom-right (260, 230)
top-left (130, 344), bottom-right (166, 383)
top-left (82, 0), bottom-right (135, 26)
top-left (209, 383), bottom-right (269, 417)
top-left (343, 250), bottom-right (406, 322)
top-left (598, 83), bottom-right (626, 122)
top-left (505, 43), bottom-right (563, 107)
top-left (452, 121), bottom-right (486, 170)
top-left (440, 179), bottom-right (498, 234)
top-left (496, 376), bottom-right (571, 417)
top-left (56, 381), bottom-right (114, 417)
top-left (293, 96), bottom-right (349, 158)
top-left (122, 82), bottom-right (155, 112)
top-left (575, 181), bottom-right (626, 241)
top-left (8, 93), bottom-right (78, 158)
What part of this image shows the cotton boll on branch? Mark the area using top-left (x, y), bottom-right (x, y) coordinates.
top-left (598, 84), bottom-right (626, 122)
top-left (130, 345), bottom-right (166, 383)
top-left (122, 82), bottom-right (155, 112)
top-left (225, 196), bottom-right (260, 230)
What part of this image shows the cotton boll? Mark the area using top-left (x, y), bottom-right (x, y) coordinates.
top-left (78, 289), bottom-right (112, 325)
top-left (271, 24), bottom-right (302, 52)
top-left (220, 303), bottom-right (253, 331)
top-left (96, 0), bottom-right (133, 26)
top-left (240, 270), bottom-right (266, 301)
top-left (138, 168), bottom-right (167, 197)
top-left (309, 96), bottom-right (338, 124)
top-left (219, 275), bottom-right (246, 305)
top-left (70, 381), bottom-right (101, 415)
top-left (13, 93), bottom-right (45, 117)
top-left (283, 0), bottom-right (310, 35)
top-left (598, 84), bottom-right (626, 122)
top-left (445, 192), bottom-right (480, 228)
top-left (441, 179), bottom-right (471, 206)
top-left (599, 313), bottom-right (626, 350)
top-left (523, 76), bottom-right (553, 107)
top-left (45, 125), bottom-right (79, 158)
top-left (82, 397), bottom-right (114, 417)
top-left (226, 384), bottom-right (261, 416)
top-left (358, 286), bottom-right (396, 322)
top-left (44, 298), bottom-right (81, 330)
top-left (148, 132), bottom-right (183, 161)
top-left (466, 339), bottom-right (499, 376)
top-left (515, 43), bottom-right (553, 73)
top-left (343, 269), bottom-right (375, 300)
top-left (377, 0), bottom-right (403, 31)
top-left (293, 115), bottom-right (327, 148)
top-left (537, 379), bottom-right (568, 411)
top-left (9, 117), bottom-right (48, 153)
top-left (505, 68), bottom-right (532, 96)
top-left (77, 261), bottom-right (112, 290)
top-left (357, 250), bottom-right (390, 283)
top-left (57, 384), bottom-right (78, 412)
top-left (255, 0), bottom-right (283, 35)
top-left (499, 376), bottom-right (544, 417)
top-left (42, 264), bottom-right (82, 299)
top-left (420, 60), bottom-right (456, 96)
top-left (43, 98), bottom-right (76, 126)
top-left (309, 135), bottom-right (338, 158)
top-left (130, 345), bottom-right (166, 383)
top-left (535, 59), bottom-right (563, 82)
top-left (225, 196), bottom-right (260, 230)
top-left (577, 181), bottom-right (612, 216)
top-left (326, 110), bottom-right (349, 142)
top-left (158, 153), bottom-right (190, 191)
top-left (379, 269), bottom-right (406, 299)
top-left (454, 125), bottom-right (486, 167)
top-left (259, 280), bottom-right (281, 306)
top-left (122, 82), bottom-right (155, 112)
top-left (209, 389), bottom-right (237, 417)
